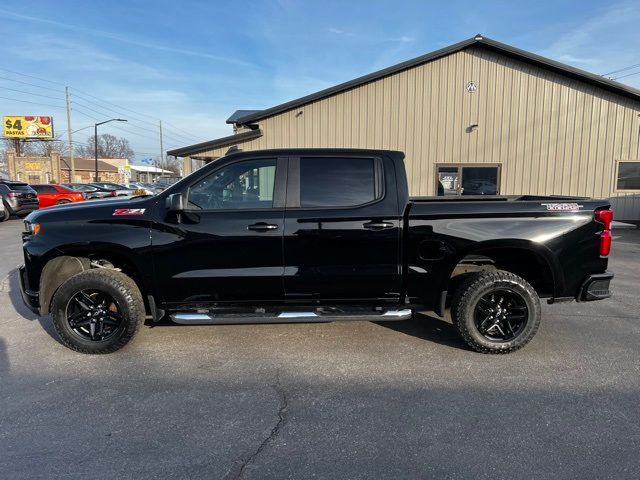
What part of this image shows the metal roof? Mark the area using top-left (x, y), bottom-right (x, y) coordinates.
top-left (233, 34), bottom-right (640, 125)
top-left (166, 129), bottom-right (263, 157)
top-left (225, 110), bottom-right (263, 124)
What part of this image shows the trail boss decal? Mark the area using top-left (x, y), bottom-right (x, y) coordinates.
top-left (113, 208), bottom-right (146, 216)
top-left (541, 203), bottom-right (583, 212)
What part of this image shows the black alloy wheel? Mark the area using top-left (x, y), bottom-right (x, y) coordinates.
top-left (51, 269), bottom-right (145, 354)
top-left (451, 270), bottom-right (541, 354)
top-left (65, 289), bottom-right (124, 342)
top-left (473, 289), bottom-right (529, 342)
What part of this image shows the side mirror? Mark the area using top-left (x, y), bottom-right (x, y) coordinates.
top-left (166, 193), bottom-right (184, 212)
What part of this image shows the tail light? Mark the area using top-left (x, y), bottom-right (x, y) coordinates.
top-left (110, 191), bottom-right (117, 197)
top-left (595, 208), bottom-right (614, 257)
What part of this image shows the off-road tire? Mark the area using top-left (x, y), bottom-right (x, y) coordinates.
top-left (50, 269), bottom-right (145, 354)
top-left (451, 270), bottom-right (541, 354)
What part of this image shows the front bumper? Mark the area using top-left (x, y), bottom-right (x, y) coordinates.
top-left (18, 264), bottom-right (40, 315)
top-left (577, 271), bottom-right (614, 301)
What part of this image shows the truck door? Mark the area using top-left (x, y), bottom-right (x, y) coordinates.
top-left (153, 157), bottom-right (287, 306)
top-left (283, 154), bottom-right (401, 301)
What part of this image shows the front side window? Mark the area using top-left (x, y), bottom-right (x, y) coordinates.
top-left (299, 157), bottom-right (376, 207)
top-left (616, 162), bottom-right (640, 190)
top-left (188, 159), bottom-right (276, 210)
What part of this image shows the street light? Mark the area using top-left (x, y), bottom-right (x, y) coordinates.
top-left (94, 118), bottom-right (127, 181)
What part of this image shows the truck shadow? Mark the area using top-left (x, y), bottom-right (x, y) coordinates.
top-left (375, 312), bottom-right (469, 351)
top-left (6, 269), bottom-right (63, 345)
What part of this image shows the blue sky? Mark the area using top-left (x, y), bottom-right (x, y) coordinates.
top-left (1, 0), bottom-right (639, 161)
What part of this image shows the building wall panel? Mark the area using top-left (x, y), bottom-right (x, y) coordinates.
top-left (192, 46), bottom-right (640, 220)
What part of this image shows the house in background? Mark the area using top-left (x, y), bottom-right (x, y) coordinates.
top-left (129, 164), bottom-right (174, 182)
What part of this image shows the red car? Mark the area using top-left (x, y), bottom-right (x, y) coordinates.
top-left (31, 184), bottom-right (86, 208)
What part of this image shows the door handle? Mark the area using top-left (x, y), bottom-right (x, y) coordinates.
top-left (247, 223), bottom-right (279, 231)
top-left (363, 221), bottom-right (394, 230)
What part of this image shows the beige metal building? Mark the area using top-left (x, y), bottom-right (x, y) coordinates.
top-left (168, 35), bottom-right (640, 221)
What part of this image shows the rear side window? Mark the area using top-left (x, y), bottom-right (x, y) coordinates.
top-left (299, 157), bottom-right (377, 207)
top-left (32, 185), bottom-right (57, 193)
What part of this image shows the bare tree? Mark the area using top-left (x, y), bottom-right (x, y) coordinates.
top-left (76, 134), bottom-right (135, 159)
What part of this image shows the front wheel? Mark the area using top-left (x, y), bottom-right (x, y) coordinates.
top-left (451, 270), bottom-right (541, 354)
top-left (2, 201), bottom-right (12, 220)
top-left (50, 269), bottom-right (145, 354)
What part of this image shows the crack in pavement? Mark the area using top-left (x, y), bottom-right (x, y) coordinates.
top-left (225, 370), bottom-right (288, 480)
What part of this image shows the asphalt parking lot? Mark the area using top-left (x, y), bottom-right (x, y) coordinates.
top-left (0, 218), bottom-right (638, 479)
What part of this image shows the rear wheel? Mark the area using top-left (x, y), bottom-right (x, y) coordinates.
top-left (56, 199), bottom-right (71, 205)
top-left (451, 270), bottom-right (541, 354)
top-left (50, 269), bottom-right (145, 354)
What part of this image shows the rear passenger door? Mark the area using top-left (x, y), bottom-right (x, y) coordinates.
top-left (283, 154), bottom-right (401, 301)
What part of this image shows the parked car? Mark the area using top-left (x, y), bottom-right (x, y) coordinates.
top-left (462, 179), bottom-right (497, 195)
top-left (126, 182), bottom-right (156, 196)
top-left (0, 180), bottom-right (39, 217)
top-left (31, 184), bottom-right (86, 208)
top-left (155, 175), bottom-right (182, 186)
top-left (0, 196), bottom-right (6, 221)
top-left (141, 182), bottom-right (165, 194)
top-left (62, 183), bottom-right (113, 199)
top-left (89, 182), bottom-right (135, 197)
top-left (20, 149), bottom-right (614, 355)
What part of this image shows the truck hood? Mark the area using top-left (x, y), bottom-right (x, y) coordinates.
top-left (25, 195), bottom-right (157, 223)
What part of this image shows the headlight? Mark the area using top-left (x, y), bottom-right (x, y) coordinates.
top-left (24, 221), bottom-right (41, 236)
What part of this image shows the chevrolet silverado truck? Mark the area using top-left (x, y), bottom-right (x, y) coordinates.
top-left (19, 149), bottom-right (614, 354)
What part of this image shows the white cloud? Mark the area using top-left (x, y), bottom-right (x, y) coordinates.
top-left (542, 1), bottom-right (640, 86)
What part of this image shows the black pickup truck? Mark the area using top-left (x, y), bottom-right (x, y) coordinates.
top-left (19, 149), bottom-right (614, 354)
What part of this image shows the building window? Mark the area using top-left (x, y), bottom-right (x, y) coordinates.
top-left (616, 161), bottom-right (640, 191)
top-left (436, 164), bottom-right (501, 196)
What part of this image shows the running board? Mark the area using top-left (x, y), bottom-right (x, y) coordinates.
top-left (170, 309), bottom-right (412, 325)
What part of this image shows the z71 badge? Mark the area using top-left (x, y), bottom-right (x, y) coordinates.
top-left (541, 203), bottom-right (583, 212)
top-left (113, 208), bottom-right (146, 216)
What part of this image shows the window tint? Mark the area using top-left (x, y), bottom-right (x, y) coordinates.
top-left (5, 183), bottom-right (33, 191)
top-left (617, 162), bottom-right (640, 190)
top-left (32, 185), bottom-right (57, 193)
top-left (188, 159), bottom-right (276, 210)
top-left (299, 157), bottom-right (376, 207)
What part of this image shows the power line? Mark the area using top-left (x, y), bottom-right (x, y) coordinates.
top-left (611, 70), bottom-right (640, 81)
top-left (603, 63), bottom-right (640, 77)
top-left (0, 67), bottom-right (67, 87)
top-left (0, 75), bottom-right (62, 93)
top-left (69, 88), bottom-right (207, 143)
top-left (73, 108), bottom-right (162, 142)
top-left (0, 95), bottom-right (65, 109)
top-left (70, 96), bottom-right (195, 146)
top-left (0, 86), bottom-right (65, 102)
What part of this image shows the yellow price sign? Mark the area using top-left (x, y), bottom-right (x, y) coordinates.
top-left (3, 116), bottom-right (54, 139)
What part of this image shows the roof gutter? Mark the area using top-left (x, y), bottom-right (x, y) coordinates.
top-left (166, 129), bottom-right (263, 158)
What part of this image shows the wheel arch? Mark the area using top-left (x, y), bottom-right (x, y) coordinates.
top-left (38, 243), bottom-right (152, 315)
top-left (446, 239), bottom-right (563, 299)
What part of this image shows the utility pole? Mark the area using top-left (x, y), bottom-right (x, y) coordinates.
top-left (65, 86), bottom-right (75, 181)
top-left (159, 120), bottom-right (164, 172)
